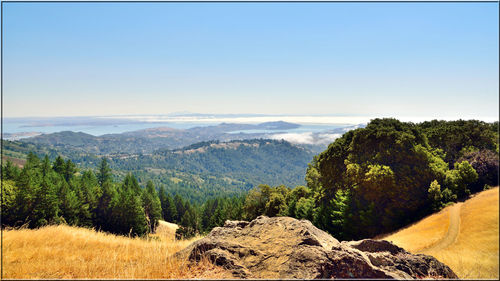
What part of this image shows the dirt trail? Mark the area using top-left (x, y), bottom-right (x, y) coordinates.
top-left (417, 202), bottom-right (463, 253)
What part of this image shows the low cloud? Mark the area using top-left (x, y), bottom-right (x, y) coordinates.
top-left (316, 133), bottom-right (342, 144)
top-left (270, 132), bottom-right (315, 144)
top-left (270, 132), bottom-right (342, 145)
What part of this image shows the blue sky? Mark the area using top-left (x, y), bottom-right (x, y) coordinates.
top-left (2, 2), bottom-right (499, 120)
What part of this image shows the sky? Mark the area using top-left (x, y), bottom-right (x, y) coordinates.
top-left (2, 2), bottom-right (499, 120)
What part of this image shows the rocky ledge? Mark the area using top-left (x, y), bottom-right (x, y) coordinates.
top-left (176, 216), bottom-right (458, 279)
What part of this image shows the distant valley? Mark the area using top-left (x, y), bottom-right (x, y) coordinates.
top-left (2, 121), bottom-right (364, 203)
top-left (3, 137), bottom-right (316, 203)
top-left (4, 121), bottom-right (364, 154)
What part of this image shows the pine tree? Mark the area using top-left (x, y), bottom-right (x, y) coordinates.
top-left (95, 180), bottom-right (118, 232)
top-left (122, 173), bottom-right (141, 195)
top-left (173, 194), bottom-right (186, 223)
top-left (113, 187), bottom-right (147, 236)
top-left (2, 160), bottom-right (20, 180)
top-left (77, 170), bottom-right (101, 226)
top-left (164, 193), bottom-right (177, 222)
top-left (97, 158), bottom-right (112, 188)
top-left (1, 179), bottom-right (18, 226)
top-left (159, 185), bottom-right (167, 219)
top-left (64, 159), bottom-right (77, 182)
top-left (52, 156), bottom-right (66, 175)
top-left (58, 181), bottom-right (80, 225)
top-left (142, 181), bottom-right (162, 233)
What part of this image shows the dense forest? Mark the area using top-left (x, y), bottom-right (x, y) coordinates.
top-left (3, 139), bottom-right (315, 204)
top-left (1, 118), bottom-right (498, 240)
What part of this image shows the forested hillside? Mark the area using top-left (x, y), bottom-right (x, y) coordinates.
top-left (8, 121), bottom-right (303, 155)
top-left (3, 139), bottom-right (315, 203)
top-left (2, 118), bottom-right (498, 242)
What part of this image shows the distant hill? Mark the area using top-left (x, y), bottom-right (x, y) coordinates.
top-left (106, 139), bottom-right (315, 202)
top-left (3, 138), bottom-right (315, 203)
top-left (12, 121), bottom-right (304, 155)
top-left (380, 187), bottom-right (499, 279)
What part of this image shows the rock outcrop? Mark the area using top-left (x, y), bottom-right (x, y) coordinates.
top-left (177, 216), bottom-right (458, 279)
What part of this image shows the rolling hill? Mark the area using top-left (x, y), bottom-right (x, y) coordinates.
top-left (2, 138), bottom-right (316, 203)
top-left (7, 121), bottom-right (303, 155)
top-left (380, 186), bottom-right (499, 279)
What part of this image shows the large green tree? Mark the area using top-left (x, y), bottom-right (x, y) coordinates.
top-left (310, 118), bottom-right (449, 239)
top-left (142, 181), bottom-right (162, 233)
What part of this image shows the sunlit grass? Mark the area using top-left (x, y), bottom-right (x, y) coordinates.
top-left (380, 204), bottom-right (451, 252)
top-left (2, 221), bottom-right (230, 279)
top-left (382, 187), bottom-right (499, 279)
top-left (425, 187), bottom-right (499, 279)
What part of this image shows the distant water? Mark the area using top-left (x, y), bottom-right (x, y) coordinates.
top-left (3, 114), bottom-right (494, 137)
top-left (2, 115), bottom-right (360, 137)
top-left (1, 121), bottom-right (222, 136)
top-left (228, 124), bottom-right (347, 135)
top-left (3, 122), bottom-right (350, 137)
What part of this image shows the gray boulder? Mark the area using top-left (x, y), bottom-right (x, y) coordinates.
top-left (177, 216), bottom-right (458, 279)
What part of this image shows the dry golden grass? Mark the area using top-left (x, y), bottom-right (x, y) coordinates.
top-left (382, 187), bottom-right (499, 279)
top-left (148, 220), bottom-right (179, 242)
top-left (2, 223), bottom-right (232, 279)
top-left (380, 204), bottom-right (451, 252)
top-left (425, 187), bottom-right (499, 279)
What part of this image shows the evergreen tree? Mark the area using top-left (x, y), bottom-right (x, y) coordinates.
top-left (1, 180), bottom-right (18, 226)
top-left (173, 194), bottom-right (186, 223)
top-left (95, 180), bottom-right (118, 232)
top-left (142, 181), bottom-right (162, 233)
top-left (122, 173), bottom-right (141, 195)
top-left (164, 193), bottom-right (177, 222)
top-left (64, 159), bottom-right (77, 182)
top-left (158, 185), bottom-right (167, 219)
top-left (58, 181), bottom-right (80, 225)
top-left (52, 156), bottom-right (66, 175)
top-left (97, 158), bottom-right (112, 188)
top-left (113, 186), bottom-right (147, 236)
top-left (77, 170), bottom-right (101, 227)
top-left (2, 160), bottom-right (20, 181)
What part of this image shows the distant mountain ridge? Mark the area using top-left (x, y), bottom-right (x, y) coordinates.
top-left (11, 121), bottom-right (349, 155)
top-left (14, 121), bottom-right (295, 151)
top-left (3, 138), bottom-right (316, 203)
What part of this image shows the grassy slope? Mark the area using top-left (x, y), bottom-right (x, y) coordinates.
top-left (382, 187), bottom-right (499, 279)
top-left (2, 221), bottom-right (231, 279)
top-left (3, 189), bottom-right (498, 279)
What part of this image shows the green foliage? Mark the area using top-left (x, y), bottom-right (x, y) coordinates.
top-left (300, 118), bottom-right (496, 240)
top-left (265, 192), bottom-right (288, 217)
top-left (428, 180), bottom-right (443, 211)
top-left (329, 189), bottom-right (351, 239)
top-left (97, 158), bottom-right (112, 188)
top-left (1, 180), bottom-right (18, 226)
top-left (176, 201), bottom-right (201, 239)
top-left (142, 181), bottom-right (163, 233)
top-left (112, 185), bottom-right (148, 236)
top-left (457, 149), bottom-right (499, 193)
top-left (441, 188), bottom-right (457, 204)
top-left (294, 197), bottom-right (315, 221)
top-left (444, 161), bottom-right (478, 199)
top-left (418, 119), bottom-right (498, 165)
top-left (2, 118), bottom-right (496, 242)
top-left (4, 139), bottom-right (314, 205)
top-left (95, 180), bottom-right (118, 232)
top-left (158, 185), bottom-right (177, 223)
top-left (2, 160), bottom-right (20, 181)
top-left (312, 118), bottom-right (449, 238)
top-left (242, 184), bottom-right (291, 220)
